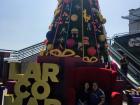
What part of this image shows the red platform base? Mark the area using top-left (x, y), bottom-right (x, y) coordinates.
top-left (37, 56), bottom-right (122, 105)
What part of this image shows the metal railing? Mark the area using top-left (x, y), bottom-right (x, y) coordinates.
top-left (108, 43), bottom-right (140, 88)
top-left (113, 30), bottom-right (140, 39)
top-left (6, 42), bottom-right (45, 62)
top-left (113, 40), bottom-right (140, 66)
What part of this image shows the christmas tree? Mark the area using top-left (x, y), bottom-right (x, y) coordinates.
top-left (44, 0), bottom-right (108, 63)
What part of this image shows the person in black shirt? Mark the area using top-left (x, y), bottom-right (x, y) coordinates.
top-left (120, 54), bottom-right (129, 76)
top-left (77, 82), bottom-right (90, 105)
top-left (88, 82), bottom-right (105, 105)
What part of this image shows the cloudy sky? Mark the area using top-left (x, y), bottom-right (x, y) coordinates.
top-left (0, 0), bottom-right (140, 50)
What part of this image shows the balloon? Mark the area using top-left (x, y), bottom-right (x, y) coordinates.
top-left (64, 0), bottom-right (71, 4)
top-left (87, 47), bottom-right (96, 56)
top-left (66, 39), bottom-right (75, 48)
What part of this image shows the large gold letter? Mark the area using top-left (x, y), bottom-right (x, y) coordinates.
top-left (42, 63), bottom-right (59, 82)
top-left (27, 97), bottom-right (38, 105)
top-left (31, 81), bottom-right (50, 100)
top-left (45, 99), bottom-right (61, 105)
top-left (4, 94), bottom-right (23, 105)
top-left (24, 63), bottom-right (41, 81)
top-left (8, 63), bottom-right (24, 80)
top-left (14, 80), bottom-right (30, 98)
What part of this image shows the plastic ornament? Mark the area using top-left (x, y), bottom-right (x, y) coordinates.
top-left (78, 42), bottom-right (83, 49)
top-left (83, 9), bottom-right (91, 22)
top-left (83, 37), bottom-right (89, 45)
top-left (71, 14), bottom-right (78, 22)
top-left (75, 5), bottom-right (81, 10)
top-left (98, 35), bottom-right (106, 42)
top-left (71, 28), bottom-right (79, 33)
top-left (64, 0), bottom-right (71, 4)
top-left (102, 18), bottom-right (106, 24)
top-left (66, 38), bottom-right (75, 48)
top-left (54, 8), bottom-right (61, 16)
top-left (57, 0), bottom-right (62, 4)
top-left (89, 0), bottom-right (93, 5)
top-left (47, 44), bottom-right (53, 51)
top-left (87, 47), bottom-right (96, 56)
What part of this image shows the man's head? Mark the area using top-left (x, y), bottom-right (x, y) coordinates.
top-left (92, 82), bottom-right (98, 91)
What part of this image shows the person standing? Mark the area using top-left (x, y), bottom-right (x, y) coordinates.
top-left (120, 54), bottom-right (129, 76)
top-left (77, 82), bottom-right (90, 105)
top-left (88, 82), bottom-right (105, 105)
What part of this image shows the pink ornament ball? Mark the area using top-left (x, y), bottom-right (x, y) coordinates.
top-left (64, 0), bottom-right (71, 4)
top-left (87, 47), bottom-right (96, 56)
top-left (66, 39), bottom-right (75, 48)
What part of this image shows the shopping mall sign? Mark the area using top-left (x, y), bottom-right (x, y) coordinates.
top-left (4, 63), bottom-right (62, 105)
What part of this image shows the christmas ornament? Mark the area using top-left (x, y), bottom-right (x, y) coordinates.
top-left (62, 49), bottom-right (76, 57)
top-left (90, 56), bottom-right (98, 63)
top-left (87, 23), bottom-right (92, 31)
top-left (88, 0), bottom-right (93, 5)
top-left (63, 12), bottom-right (69, 17)
top-left (71, 28), bottom-right (79, 38)
top-left (64, 0), bottom-right (71, 4)
top-left (87, 47), bottom-right (96, 56)
top-left (83, 9), bottom-right (91, 22)
top-left (47, 44), bottom-right (53, 51)
top-left (94, 11), bottom-right (106, 24)
top-left (60, 28), bottom-right (66, 35)
top-left (50, 49), bottom-right (62, 57)
top-left (62, 12), bottom-right (70, 23)
top-left (71, 14), bottom-right (78, 22)
top-left (78, 42), bottom-right (83, 49)
top-left (71, 28), bottom-right (79, 33)
top-left (66, 38), bottom-right (75, 48)
top-left (83, 37), bottom-right (89, 45)
top-left (82, 57), bottom-right (90, 63)
top-left (98, 35), bottom-right (106, 42)
top-left (65, 4), bottom-right (70, 11)
top-left (82, 56), bottom-right (98, 63)
top-left (57, 0), bottom-right (62, 4)
top-left (39, 48), bottom-right (46, 56)
top-left (91, 8), bottom-right (99, 13)
top-left (75, 5), bottom-right (81, 11)
top-left (54, 8), bottom-right (61, 16)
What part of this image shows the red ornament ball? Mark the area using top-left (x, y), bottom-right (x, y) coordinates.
top-left (66, 39), bottom-right (75, 48)
top-left (87, 47), bottom-right (96, 56)
top-left (64, 0), bottom-right (71, 4)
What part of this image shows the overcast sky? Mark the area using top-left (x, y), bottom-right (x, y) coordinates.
top-left (0, 0), bottom-right (140, 50)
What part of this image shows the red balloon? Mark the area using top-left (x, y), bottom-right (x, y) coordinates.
top-left (87, 47), bottom-right (96, 56)
top-left (66, 39), bottom-right (75, 48)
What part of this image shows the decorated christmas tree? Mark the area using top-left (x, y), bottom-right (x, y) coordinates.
top-left (43, 0), bottom-right (108, 63)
